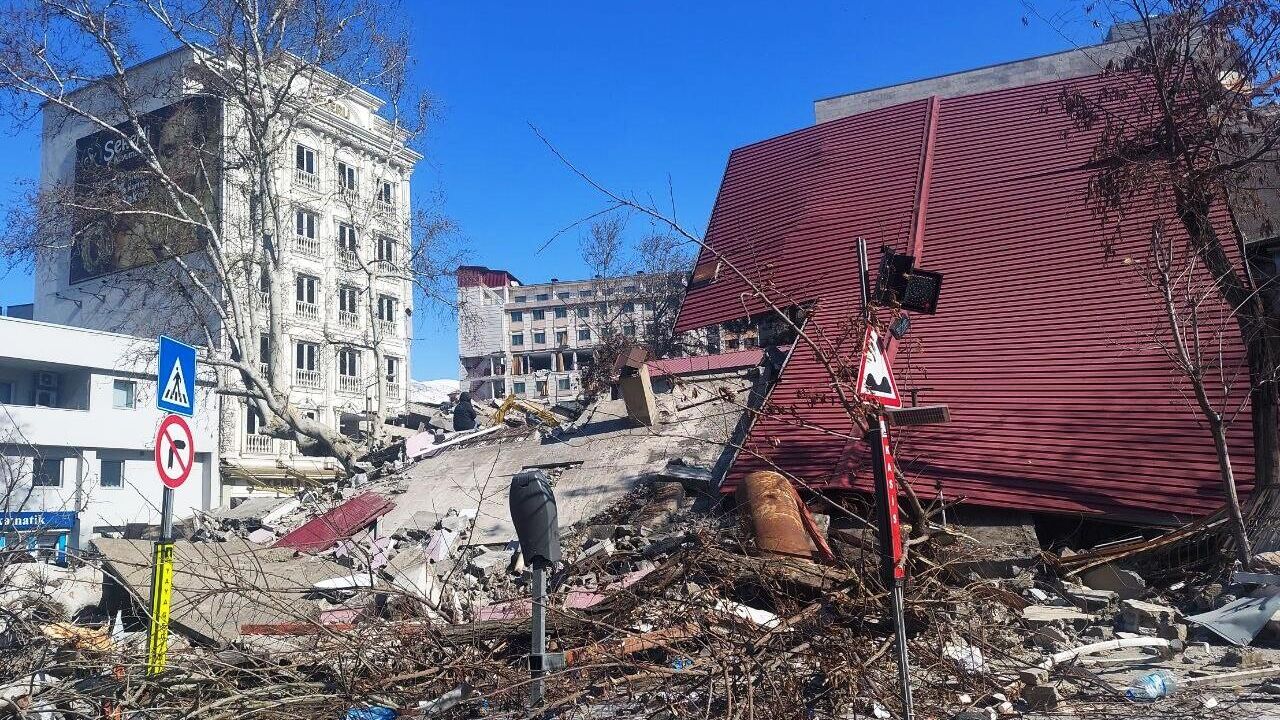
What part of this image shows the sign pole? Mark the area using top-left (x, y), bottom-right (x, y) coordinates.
top-left (530, 560), bottom-right (547, 706)
top-left (146, 486), bottom-right (175, 675)
top-left (147, 337), bottom-right (198, 676)
top-left (857, 237), bottom-right (914, 720)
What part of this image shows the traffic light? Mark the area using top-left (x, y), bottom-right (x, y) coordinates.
top-left (874, 246), bottom-right (943, 315)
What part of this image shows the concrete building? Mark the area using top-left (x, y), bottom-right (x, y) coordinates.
top-left (456, 267), bottom-right (684, 402)
top-left (31, 48), bottom-right (420, 496)
top-left (0, 316), bottom-right (220, 553)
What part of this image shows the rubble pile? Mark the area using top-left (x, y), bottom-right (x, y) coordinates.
top-left (6, 369), bottom-right (1280, 718)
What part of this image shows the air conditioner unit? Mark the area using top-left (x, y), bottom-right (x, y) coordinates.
top-left (33, 389), bottom-right (59, 407)
top-left (35, 371), bottom-right (60, 389)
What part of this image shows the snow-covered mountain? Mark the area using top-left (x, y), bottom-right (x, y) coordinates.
top-left (407, 378), bottom-right (460, 405)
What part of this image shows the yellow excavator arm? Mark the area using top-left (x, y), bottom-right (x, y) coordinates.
top-left (493, 394), bottom-right (561, 428)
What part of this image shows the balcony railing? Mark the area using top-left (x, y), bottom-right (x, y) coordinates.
top-left (339, 310), bottom-right (359, 329)
top-left (245, 433), bottom-right (273, 455)
top-left (295, 301), bottom-right (318, 320)
top-left (338, 248), bottom-right (359, 268)
top-left (376, 198), bottom-right (396, 214)
top-left (257, 290), bottom-right (269, 308)
top-left (386, 382), bottom-right (401, 400)
top-left (294, 234), bottom-right (321, 258)
top-left (376, 319), bottom-right (397, 336)
top-left (259, 362), bottom-right (270, 378)
top-left (339, 186), bottom-right (360, 204)
top-left (294, 168), bottom-right (319, 190)
top-left (295, 368), bottom-right (322, 389)
top-left (338, 374), bottom-right (362, 395)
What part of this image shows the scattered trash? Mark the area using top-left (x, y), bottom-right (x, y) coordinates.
top-left (1126, 669), bottom-right (1179, 700)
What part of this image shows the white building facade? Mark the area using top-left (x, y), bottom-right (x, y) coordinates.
top-left (457, 266), bottom-right (682, 402)
top-left (33, 49), bottom-right (420, 497)
top-left (0, 317), bottom-right (220, 552)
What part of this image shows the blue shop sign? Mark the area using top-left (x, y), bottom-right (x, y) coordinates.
top-left (0, 510), bottom-right (78, 531)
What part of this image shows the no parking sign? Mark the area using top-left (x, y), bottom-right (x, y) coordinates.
top-left (154, 414), bottom-right (195, 489)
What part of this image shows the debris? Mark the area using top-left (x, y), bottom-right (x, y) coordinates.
top-left (1119, 598), bottom-right (1179, 633)
top-left (943, 639), bottom-right (986, 674)
top-left (1186, 589), bottom-right (1280, 646)
top-left (418, 683), bottom-right (473, 716)
top-left (1022, 684), bottom-right (1061, 710)
top-left (1223, 647), bottom-right (1266, 668)
top-left (1080, 564), bottom-right (1148, 600)
top-left (738, 470), bottom-right (813, 559)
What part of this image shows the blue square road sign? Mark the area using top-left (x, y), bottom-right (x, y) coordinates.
top-left (157, 336), bottom-right (197, 416)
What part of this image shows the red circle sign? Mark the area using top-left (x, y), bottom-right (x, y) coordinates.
top-left (154, 414), bottom-right (196, 489)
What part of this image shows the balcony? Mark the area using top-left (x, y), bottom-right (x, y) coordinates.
top-left (294, 234), bottom-right (321, 258)
top-left (244, 433), bottom-right (273, 455)
top-left (259, 361), bottom-right (270, 378)
top-left (338, 186), bottom-right (360, 204)
top-left (376, 319), bottom-right (397, 336)
top-left (338, 374), bottom-right (362, 395)
top-left (295, 301), bottom-right (319, 321)
top-left (375, 198), bottom-right (396, 215)
top-left (339, 310), bottom-right (359, 329)
top-left (338, 248), bottom-right (360, 269)
top-left (257, 290), bottom-right (269, 308)
top-left (386, 382), bottom-right (401, 400)
top-left (294, 168), bottom-right (319, 191)
top-left (295, 368), bottom-right (322, 389)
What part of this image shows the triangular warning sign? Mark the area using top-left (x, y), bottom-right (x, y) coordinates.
top-left (161, 359), bottom-right (189, 408)
top-left (856, 326), bottom-right (902, 408)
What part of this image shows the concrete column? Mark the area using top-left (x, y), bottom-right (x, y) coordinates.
top-left (73, 450), bottom-right (97, 550)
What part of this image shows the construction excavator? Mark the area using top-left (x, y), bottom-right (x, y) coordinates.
top-left (492, 394), bottom-right (562, 429)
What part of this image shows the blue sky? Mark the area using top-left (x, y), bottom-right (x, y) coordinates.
top-left (0, 1), bottom-right (1102, 379)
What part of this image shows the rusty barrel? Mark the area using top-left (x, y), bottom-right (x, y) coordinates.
top-left (738, 470), bottom-right (811, 559)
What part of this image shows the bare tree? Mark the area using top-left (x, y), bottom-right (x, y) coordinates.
top-left (0, 0), bottom-right (464, 471)
top-left (576, 213), bottom-right (693, 395)
top-left (1059, 1), bottom-right (1280, 561)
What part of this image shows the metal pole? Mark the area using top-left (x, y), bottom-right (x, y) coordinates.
top-left (146, 486), bottom-right (175, 675)
top-left (530, 561), bottom-right (547, 706)
top-left (859, 237), bottom-right (914, 720)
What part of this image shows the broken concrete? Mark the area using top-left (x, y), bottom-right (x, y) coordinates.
top-left (1080, 563), bottom-right (1147, 600)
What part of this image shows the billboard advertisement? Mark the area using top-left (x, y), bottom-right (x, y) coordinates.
top-left (70, 96), bottom-right (222, 284)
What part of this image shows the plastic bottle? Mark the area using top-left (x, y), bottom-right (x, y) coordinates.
top-left (1125, 670), bottom-right (1179, 700)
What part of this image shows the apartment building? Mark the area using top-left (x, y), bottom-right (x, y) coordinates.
top-left (32, 48), bottom-right (419, 495)
top-left (0, 317), bottom-right (220, 553)
top-left (457, 267), bottom-right (683, 402)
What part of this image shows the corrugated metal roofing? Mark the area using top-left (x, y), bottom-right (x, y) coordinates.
top-left (646, 347), bottom-right (768, 378)
top-left (273, 492), bottom-right (395, 552)
top-left (676, 76), bottom-right (1254, 523)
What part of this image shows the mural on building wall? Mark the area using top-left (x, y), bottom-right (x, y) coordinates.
top-left (69, 96), bottom-right (223, 284)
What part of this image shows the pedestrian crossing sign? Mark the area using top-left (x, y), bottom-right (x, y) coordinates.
top-left (157, 336), bottom-right (196, 416)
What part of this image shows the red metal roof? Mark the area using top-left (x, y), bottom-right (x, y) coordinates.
top-left (676, 77), bottom-right (1254, 523)
top-left (457, 265), bottom-right (520, 288)
top-left (273, 493), bottom-right (395, 552)
top-left (646, 347), bottom-right (769, 378)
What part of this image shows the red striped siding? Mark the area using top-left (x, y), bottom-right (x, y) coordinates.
top-left (677, 75), bottom-right (1254, 523)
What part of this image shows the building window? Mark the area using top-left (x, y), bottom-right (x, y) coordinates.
top-left (339, 286), bottom-right (359, 314)
top-left (515, 295), bottom-right (527, 303)
top-left (557, 291), bottom-right (571, 300)
top-left (377, 179), bottom-right (395, 205)
top-left (727, 338), bottom-right (740, 350)
top-left (623, 323), bottom-right (636, 338)
top-left (576, 307), bottom-right (589, 318)
top-left (578, 328), bottom-right (591, 341)
top-left (622, 301), bottom-right (634, 313)
top-left (246, 405), bottom-right (264, 434)
top-left (536, 293), bottom-right (550, 301)
top-left (623, 285), bottom-right (636, 294)
top-left (101, 460), bottom-right (123, 488)
top-left (377, 294), bottom-right (398, 321)
top-left (338, 223), bottom-right (357, 252)
top-left (555, 330), bottom-right (568, 345)
top-left (532, 309), bottom-right (545, 321)
top-left (377, 235), bottom-right (396, 262)
top-left (554, 307), bottom-right (567, 319)
top-left (32, 458), bottom-right (61, 487)
top-left (579, 289), bottom-right (594, 297)
top-left (511, 333), bottom-right (524, 346)
top-left (295, 208), bottom-right (316, 238)
top-left (510, 311), bottom-right (523, 322)
top-left (337, 161), bottom-right (358, 192)
top-left (295, 144), bottom-right (316, 174)
top-left (112, 379), bottom-right (136, 409)
top-left (385, 356), bottom-right (400, 385)
top-left (296, 274), bottom-right (317, 304)
top-left (533, 331), bottom-right (546, 344)
top-left (644, 301), bottom-right (655, 311)
top-left (513, 381), bottom-right (526, 395)
top-left (744, 336), bottom-right (758, 348)
top-left (558, 377), bottom-right (571, 391)
top-left (260, 335), bottom-right (271, 371)
top-left (295, 342), bottom-right (319, 371)
top-left (338, 348), bottom-right (360, 377)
